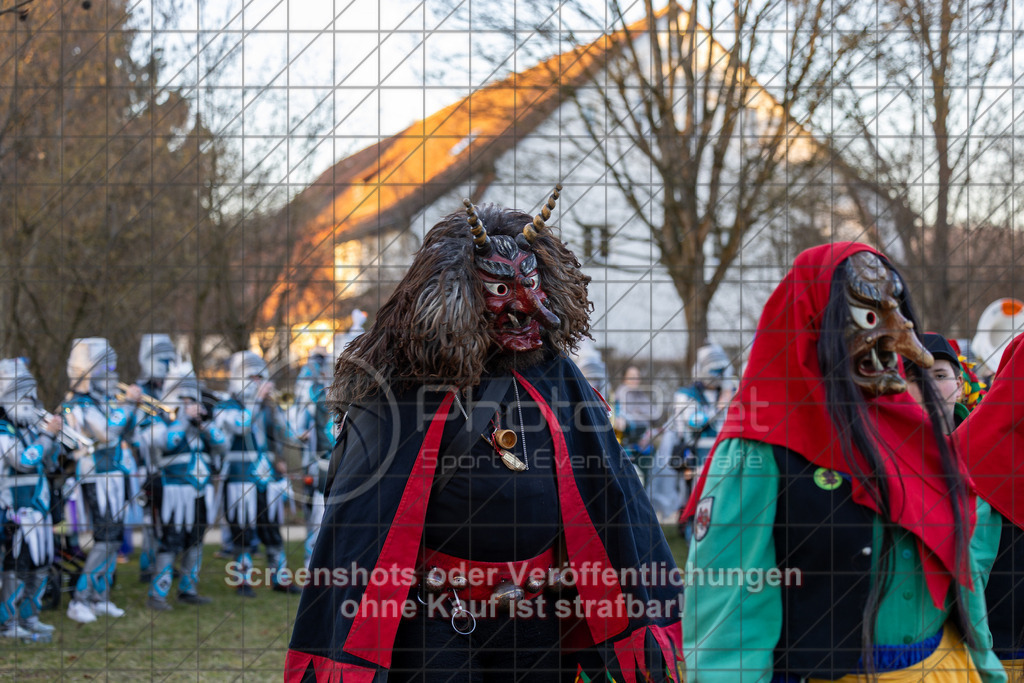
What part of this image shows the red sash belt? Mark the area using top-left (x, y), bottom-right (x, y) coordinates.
top-left (419, 546), bottom-right (557, 602)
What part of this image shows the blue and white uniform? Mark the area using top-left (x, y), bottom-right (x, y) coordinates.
top-left (288, 350), bottom-right (336, 568)
top-left (133, 334), bottom-right (179, 579)
top-left (63, 337), bottom-right (136, 622)
top-left (136, 365), bottom-right (226, 607)
top-left (651, 343), bottom-right (736, 523)
top-left (213, 350), bottom-right (296, 594)
top-left (0, 358), bottom-right (60, 639)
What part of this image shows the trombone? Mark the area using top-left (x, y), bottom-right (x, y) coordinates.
top-left (116, 382), bottom-right (177, 420)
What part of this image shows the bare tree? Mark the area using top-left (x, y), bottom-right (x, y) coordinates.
top-left (832, 0), bottom-right (1022, 335)
top-left (0, 0), bottom-right (206, 403)
top-left (545, 0), bottom-right (868, 368)
top-left (163, 4), bottom-right (331, 373)
top-left (0, 0), bottom-right (324, 400)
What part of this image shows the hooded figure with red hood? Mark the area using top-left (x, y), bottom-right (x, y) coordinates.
top-left (954, 333), bottom-right (1024, 679)
top-left (682, 243), bottom-right (1004, 682)
top-left (286, 189), bottom-right (684, 682)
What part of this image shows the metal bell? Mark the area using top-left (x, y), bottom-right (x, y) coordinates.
top-left (492, 580), bottom-right (525, 610)
top-left (424, 567), bottom-right (446, 592)
top-left (525, 575), bottom-right (547, 593)
top-left (449, 571), bottom-right (468, 591)
top-left (545, 569), bottom-right (565, 593)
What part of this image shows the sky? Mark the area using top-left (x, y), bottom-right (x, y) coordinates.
top-left (127, 0), bottom-right (1022, 226)
top-left (130, 0), bottom-right (631, 199)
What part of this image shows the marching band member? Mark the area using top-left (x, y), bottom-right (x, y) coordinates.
top-left (213, 350), bottom-right (299, 597)
top-left (134, 334), bottom-right (179, 581)
top-left (136, 362), bottom-right (226, 610)
top-left (63, 337), bottom-right (141, 624)
top-left (0, 358), bottom-right (61, 640)
top-left (288, 347), bottom-right (335, 568)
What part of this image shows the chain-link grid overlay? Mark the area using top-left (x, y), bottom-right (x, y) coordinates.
top-left (1, 0), bottom-right (1022, 680)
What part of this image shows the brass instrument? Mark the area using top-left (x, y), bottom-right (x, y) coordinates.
top-left (116, 382), bottom-right (177, 420)
top-left (272, 390), bottom-right (296, 410)
top-left (32, 407), bottom-right (94, 457)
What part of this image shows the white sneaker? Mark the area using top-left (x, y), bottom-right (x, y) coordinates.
top-left (89, 600), bottom-right (125, 618)
top-left (67, 600), bottom-right (97, 624)
top-left (1, 622), bottom-right (32, 638)
top-left (20, 616), bottom-right (56, 634)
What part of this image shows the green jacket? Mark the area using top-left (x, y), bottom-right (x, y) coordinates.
top-left (682, 437), bottom-right (1005, 683)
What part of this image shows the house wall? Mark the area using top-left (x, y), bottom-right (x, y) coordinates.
top-left (324, 31), bottom-right (875, 386)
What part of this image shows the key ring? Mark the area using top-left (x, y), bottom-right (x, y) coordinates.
top-left (415, 583), bottom-right (428, 606)
top-left (449, 591), bottom-right (476, 635)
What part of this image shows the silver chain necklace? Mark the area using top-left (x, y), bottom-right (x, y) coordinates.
top-left (453, 391), bottom-right (469, 420)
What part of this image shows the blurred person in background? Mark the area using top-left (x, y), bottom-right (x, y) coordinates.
top-left (132, 334), bottom-right (178, 581)
top-left (63, 338), bottom-right (141, 623)
top-left (136, 362), bottom-right (226, 611)
top-left (651, 343), bottom-right (736, 530)
top-left (0, 358), bottom-right (61, 640)
top-left (612, 365), bottom-right (657, 485)
top-left (213, 350), bottom-right (300, 597)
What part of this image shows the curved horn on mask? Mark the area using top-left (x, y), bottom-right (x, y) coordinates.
top-left (463, 198), bottom-right (492, 256)
top-left (523, 184), bottom-right (562, 244)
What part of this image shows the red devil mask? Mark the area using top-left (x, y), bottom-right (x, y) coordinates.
top-left (463, 189), bottom-right (563, 354)
top-left (477, 235), bottom-right (560, 352)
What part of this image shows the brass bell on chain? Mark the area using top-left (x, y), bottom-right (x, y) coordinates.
top-left (493, 429), bottom-right (517, 449)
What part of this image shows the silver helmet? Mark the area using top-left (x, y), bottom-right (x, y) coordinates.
top-left (161, 361), bottom-right (201, 406)
top-left (138, 334), bottom-right (177, 382)
top-left (67, 337), bottom-right (118, 397)
top-left (0, 358), bottom-right (40, 426)
top-left (295, 347), bottom-right (330, 404)
top-left (227, 350), bottom-right (268, 402)
top-left (694, 343), bottom-right (734, 391)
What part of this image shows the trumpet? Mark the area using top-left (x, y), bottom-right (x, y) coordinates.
top-left (116, 382), bottom-right (177, 420)
top-left (32, 407), bottom-right (95, 456)
top-left (272, 390), bottom-right (296, 409)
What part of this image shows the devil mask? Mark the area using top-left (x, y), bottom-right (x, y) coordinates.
top-left (477, 236), bottom-right (560, 352)
top-left (843, 252), bottom-right (933, 397)
top-left (465, 188), bottom-right (562, 354)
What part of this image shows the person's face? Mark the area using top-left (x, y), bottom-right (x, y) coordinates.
top-left (152, 354), bottom-right (175, 380)
top-left (624, 367), bottom-right (641, 386)
top-left (704, 367), bottom-right (725, 390)
top-left (928, 359), bottom-right (964, 414)
top-left (907, 359), bottom-right (963, 432)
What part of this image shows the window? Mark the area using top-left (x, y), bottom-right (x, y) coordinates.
top-left (334, 239), bottom-right (368, 298)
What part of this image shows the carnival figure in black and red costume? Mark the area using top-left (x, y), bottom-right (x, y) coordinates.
top-left (286, 187), bottom-right (684, 682)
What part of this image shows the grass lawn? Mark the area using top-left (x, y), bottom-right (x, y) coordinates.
top-left (662, 523), bottom-right (689, 568)
top-left (0, 528), bottom-right (688, 681)
top-left (0, 542), bottom-right (302, 682)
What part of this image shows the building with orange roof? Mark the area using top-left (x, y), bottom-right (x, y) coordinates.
top-left (255, 9), bottom-right (880, 384)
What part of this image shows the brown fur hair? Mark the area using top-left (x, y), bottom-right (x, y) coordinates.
top-left (330, 203), bottom-right (592, 407)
